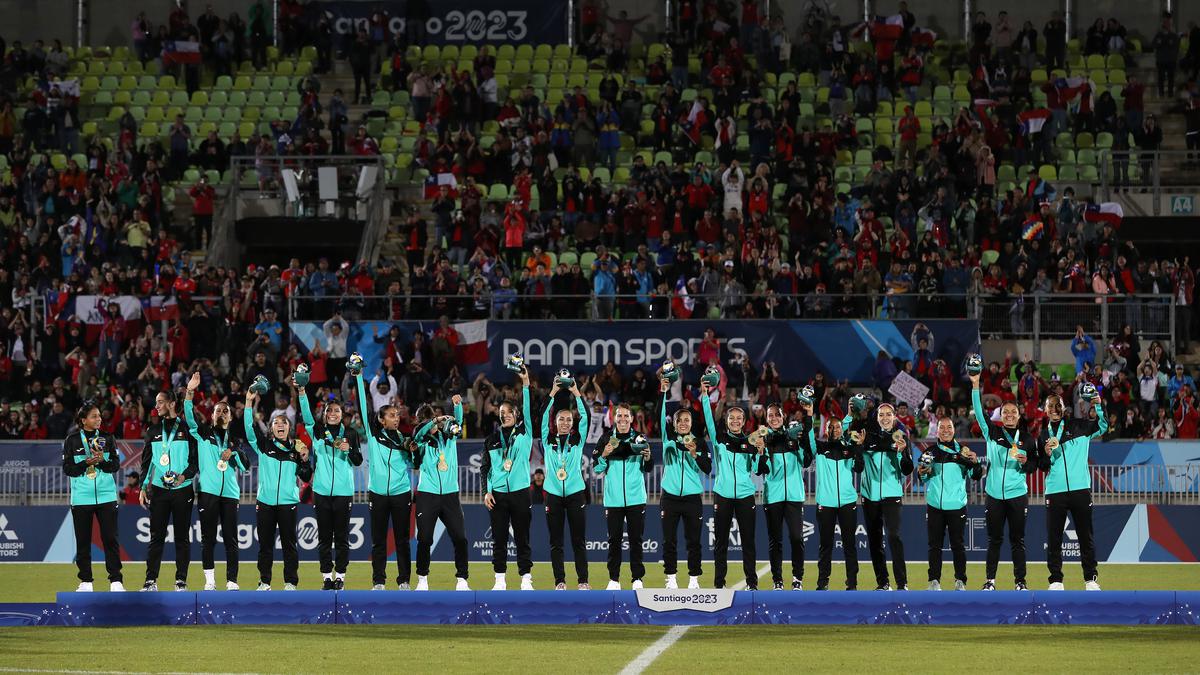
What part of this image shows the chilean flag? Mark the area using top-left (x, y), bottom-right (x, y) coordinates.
top-left (454, 320), bottom-right (489, 365)
top-left (1084, 202), bottom-right (1124, 228)
top-left (423, 172), bottom-right (458, 199)
top-left (141, 296), bottom-right (179, 322)
top-left (162, 40), bottom-right (202, 66)
top-left (1019, 108), bottom-right (1051, 135)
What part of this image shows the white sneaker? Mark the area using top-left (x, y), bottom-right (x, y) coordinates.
top-left (927, 580), bottom-right (942, 591)
top-left (283, 583), bottom-right (297, 591)
top-left (520, 574), bottom-right (534, 591)
top-left (631, 580), bottom-right (644, 590)
top-left (606, 580), bottom-right (621, 590)
top-left (687, 576), bottom-right (700, 589)
top-left (372, 584), bottom-right (386, 591)
top-left (203, 569), bottom-right (216, 590)
top-left (226, 581), bottom-right (239, 591)
top-left (664, 574), bottom-right (678, 589)
top-left (415, 576), bottom-right (429, 591)
top-left (492, 573), bottom-right (507, 591)
top-left (1084, 580), bottom-right (1102, 591)
top-left (954, 580), bottom-right (966, 591)
top-left (1047, 582), bottom-right (1065, 591)
top-left (203, 582), bottom-right (216, 591)
top-left (455, 578), bottom-right (470, 591)
top-left (76, 582), bottom-right (93, 592)
top-left (109, 581), bottom-right (125, 592)
top-left (256, 583), bottom-right (271, 591)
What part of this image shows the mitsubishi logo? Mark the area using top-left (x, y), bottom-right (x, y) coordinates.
top-left (0, 514), bottom-right (16, 541)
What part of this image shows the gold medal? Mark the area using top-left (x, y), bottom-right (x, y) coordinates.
top-left (1046, 438), bottom-right (1060, 451)
top-left (159, 453), bottom-right (171, 467)
top-left (437, 452), bottom-right (448, 472)
top-left (680, 434), bottom-right (695, 446)
top-left (503, 459), bottom-right (513, 471)
top-left (217, 459), bottom-right (229, 472)
top-left (556, 467), bottom-right (568, 481)
top-left (1009, 445), bottom-right (1021, 459)
top-left (892, 430), bottom-right (906, 443)
top-left (85, 465), bottom-right (97, 480)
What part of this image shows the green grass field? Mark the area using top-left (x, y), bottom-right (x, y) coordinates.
top-left (1, 562), bottom-right (1197, 674)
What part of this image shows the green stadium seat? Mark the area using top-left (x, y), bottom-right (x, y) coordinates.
top-left (233, 75), bottom-right (252, 90)
top-left (1038, 165), bottom-right (1057, 181)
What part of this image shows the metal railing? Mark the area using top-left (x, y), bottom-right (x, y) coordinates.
top-left (977, 293), bottom-right (1175, 349)
top-left (1098, 149), bottom-right (1200, 213)
top-left (4, 463), bottom-right (1195, 506)
top-left (286, 290), bottom-right (1174, 341)
top-left (220, 155), bottom-right (389, 268)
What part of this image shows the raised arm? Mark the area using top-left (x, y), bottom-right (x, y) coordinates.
top-left (182, 398), bottom-right (202, 437)
top-left (297, 386), bottom-right (315, 429)
top-left (970, 382), bottom-right (990, 441)
top-left (354, 372), bottom-right (377, 440)
top-left (700, 391), bottom-right (718, 442)
top-left (575, 394), bottom-right (588, 437)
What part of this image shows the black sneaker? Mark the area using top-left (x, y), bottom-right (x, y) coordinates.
top-left (792, 578), bottom-right (803, 591)
top-left (773, 581), bottom-right (784, 591)
top-left (1014, 581), bottom-right (1029, 591)
top-left (846, 585), bottom-right (857, 591)
top-left (981, 580), bottom-right (996, 591)
top-left (174, 580), bottom-right (188, 592)
top-left (334, 578), bottom-right (345, 591)
top-left (745, 584), bottom-right (758, 591)
top-left (816, 580), bottom-right (829, 591)
top-left (322, 579), bottom-right (336, 591)
top-left (875, 583), bottom-right (892, 591)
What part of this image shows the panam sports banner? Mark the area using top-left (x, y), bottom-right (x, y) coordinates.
top-left (0, 503), bottom-right (1195, 564)
top-left (318, 0), bottom-right (567, 45)
top-left (287, 319), bottom-right (981, 386)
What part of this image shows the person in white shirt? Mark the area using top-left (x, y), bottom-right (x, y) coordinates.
top-left (721, 161), bottom-right (744, 215)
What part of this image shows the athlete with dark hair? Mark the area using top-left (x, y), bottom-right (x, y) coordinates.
top-left (482, 367), bottom-right (535, 590)
top-left (184, 372), bottom-right (248, 591)
top-left (540, 377), bottom-right (590, 590)
top-left (658, 376), bottom-right (711, 590)
top-left (138, 389), bottom-right (198, 592)
top-left (62, 401), bottom-right (123, 592)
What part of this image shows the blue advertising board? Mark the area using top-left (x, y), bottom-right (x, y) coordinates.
top-left (2, 503), bottom-right (1196, 565)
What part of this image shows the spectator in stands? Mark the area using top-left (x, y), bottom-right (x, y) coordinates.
top-left (1152, 15), bottom-right (1181, 98)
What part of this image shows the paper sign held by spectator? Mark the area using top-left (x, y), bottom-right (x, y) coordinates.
top-left (889, 371), bottom-right (929, 408)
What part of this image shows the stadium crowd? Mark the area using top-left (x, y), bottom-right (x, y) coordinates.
top-left (0, 3), bottom-right (1196, 440)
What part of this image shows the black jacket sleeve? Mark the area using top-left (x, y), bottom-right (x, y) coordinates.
top-left (100, 434), bottom-right (121, 473)
top-left (480, 444), bottom-right (494, 492)
top-left (969, 461), bottom-right (984, 480)
top-left (296, 455), bottom-right (314, 482)
top-left (1034, 428), bottom-right (1052, 471)
top-left (139, 425), bottom-right (156, 487)
top-left (62, 435), bottom-right (85, 477)
top-left (900, 449), bottom-right (914, 476)
top-left (694, 445), bottom-right (713, 474)
top-left (180, 432), bottom-right (199, 480)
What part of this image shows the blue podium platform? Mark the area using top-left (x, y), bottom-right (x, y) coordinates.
top-left (4, 591), bottom-right (1193, 627)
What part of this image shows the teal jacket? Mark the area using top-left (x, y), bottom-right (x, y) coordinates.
top-left (1037, 404), bottom-right (1106, 494)
top-left (842, 413), bottom-right (914, 501)
top-left (183, 399), bottom-right (248, 500)
top-left (413, 402), bottom-right (464, 495)
top-left (972, 389), bottom-right (1039, 500)
top-left (354, 373), bottom-right (412, 496)
top-left (540, 394), bottom-right (589, 498)
top-left (757, 420), bottom-right (812, 504)
top-left (918, 441), bottom-right (983, 511)
top-left (243, 408), bottom-right (312, 505)
top-left (813, 430), bottom-right (863, 508)
top-left (701, 393), bottom-right (758, 500)
top-left (659, 393), bottom-right (711, 497)
top-left (138, 417), bottom-right (198, 491)
top-left (63, 430), bottom-right (121, 506)
top-left (300, 388), bottom-right (363, 497)
top-left (593, 428), bottom-right (651, 507)
top-left (482, 387), bottom-right (534, 494)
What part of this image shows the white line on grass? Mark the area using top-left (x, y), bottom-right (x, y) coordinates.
top-left (618, 563), bottom-right (771, 675)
